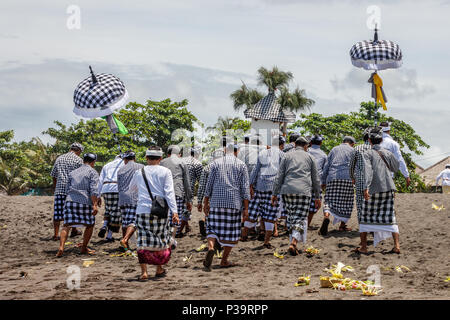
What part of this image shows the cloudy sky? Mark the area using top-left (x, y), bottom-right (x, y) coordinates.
top-left (0, 0), bottom-right (449, 168)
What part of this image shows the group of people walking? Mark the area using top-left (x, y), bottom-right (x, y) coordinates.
top-left (51, 122), bottom-right (410, 280)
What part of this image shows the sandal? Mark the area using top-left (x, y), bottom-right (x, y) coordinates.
top-left (353, 247), bottom-right (369, 255)
top-left (52, 236), bottom-right (60, 241)
top-left (263, 243), bottom-right (273, 249)
top-left (203, 249), bottom-right (215, 270)
top-left (288, 244), bottom-right (299, 256)
top-left (385, 248), bottom-right (401, 255)
top-left (119, 240), bottom-right (130, 251)
top-left (339, 225), bottom-right (352, 232)
top-left (318, 218), bottom-right (330, 236)
top-left (155, 269), bottom-right (167, 278)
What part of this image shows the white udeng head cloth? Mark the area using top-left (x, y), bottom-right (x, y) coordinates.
top-left (146, 149), bottom-right (163, 157)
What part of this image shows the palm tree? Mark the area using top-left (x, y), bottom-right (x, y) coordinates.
top-left (257, 66), bottom-right (293, 93)
top-left (230, 83), bottom-right (264, 112)
top-left (206, 116), bottom-right (241, 135)
top-left (230, 66), bottom-right (315, 135)
top-left (0, 157), bottom-right (36, 195)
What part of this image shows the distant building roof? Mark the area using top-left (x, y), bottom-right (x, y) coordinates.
top-left (244, 93), bottom-right (296, 123)
top-left (419, 156), bottom-right (450, 185)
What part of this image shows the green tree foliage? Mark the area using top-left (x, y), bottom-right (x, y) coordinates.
top-left (43, 98), bottom-right (198, 166)
top-left (289, 102), bottom-right (430, 192)
top-left (0, 98), bottom-right (198, 194)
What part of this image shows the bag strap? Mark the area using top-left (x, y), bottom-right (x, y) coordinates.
top-left (376, 150), bottom-right (391, 172)
top-left (141, 167), bottom-right (154, 201)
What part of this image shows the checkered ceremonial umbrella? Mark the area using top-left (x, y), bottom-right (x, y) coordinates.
top-left (73, 66), bottom-right (128, 135)
top-left (349, 27), bottom-right (403, 113)
top-left (244, 92), bottom-right (296, 123)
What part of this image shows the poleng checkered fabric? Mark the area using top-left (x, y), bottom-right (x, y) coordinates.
top-left (248, 190), bottom-right (279, 223)
top-left (282, 194), bottom-right (311, 233)
top-left (309, 190), bottom-right (322, 214)
top-left (63, 201), bottom-right (95, 226)
top-left (53, 194), bottom-right (67, 221)
top-left (103, 192), bottom-right (119, 222)
top-left (206, 207), bottom-right (242, 244)
top-left (244, 93), bottom-right (296, 123)
top-left (51, 152), bottom-right (83, 195)
top-left (323, 179), bottom-right (355, 220)
top-left (204, 155), bottom-right (250, 210)
top-left (359, 190), bottom-right (396, 225)
top-left (136, 213), bottom-right (172, 250)
top-left (350, 40), bottom-right (402, 71)
top-left (73, 73), bottom-right (126, 110)
top-left (120, 204), bottom-right (137, 228)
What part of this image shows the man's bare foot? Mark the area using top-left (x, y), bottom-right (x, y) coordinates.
top-left (138, 274), bottom-right (149, 282)
top-left (353, 247), bottom-right (369, 255)
top-left (220, 261), bottom-right (238, 268)
top-left (120, 239), bottom-right (129, 251)
top-left (80, 247), bottom-right (95, 255)
top-left (56, 250), bottom-right (64, 257)
top-left (339, 225), bottom-right (352, 232)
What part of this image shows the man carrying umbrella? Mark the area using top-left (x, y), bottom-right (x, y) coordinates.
top-left (50, 142), bottom-right (84, 241)
top-left (97, 155), bottom-right (125, 241)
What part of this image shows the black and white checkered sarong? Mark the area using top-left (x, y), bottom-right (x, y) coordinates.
top-left (323, 179), bottom-right (354, 221)
top-left (104, 192), bottom-right (120, 230)
top-left (53, 194), bottom-right (67, 221)
top-left (282, 194), bottom-right (311, 233)
top-left (249, 190), bottom-right (279, 223)
top-left (63, 201), bottom-right (95, 226)
top-left (206, 208), bottom-right (241, 245)
top-left (136, 213), bottom-right (172, 250)
top-left (169, 196), bottom-right (187, 227)
top-left (359, 191), bottom-right (396, 225)
top-left (309, 190), bottom-right (322, 214)
top-left (120, 204), bottom-right (137, 228)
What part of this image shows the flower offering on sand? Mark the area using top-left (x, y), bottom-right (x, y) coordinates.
top-left (304, 246), bottom-right (321, 256)
top-left (295, 275), bottom-right (311, 286)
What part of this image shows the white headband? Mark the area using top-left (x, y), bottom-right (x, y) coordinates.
top-left (146, 149), bottom-right (163, 157)
top-left (381, 126), bottom-right (390, 132)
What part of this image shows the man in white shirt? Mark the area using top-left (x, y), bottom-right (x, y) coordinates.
top-left (380, 122), bottom-right (411, 187)
top-left (128, 146), bottom-right (179, 280)
top-left (97, 155), bottom-right (125, 241)
top-left (436, 164), bottom-right (450, 194)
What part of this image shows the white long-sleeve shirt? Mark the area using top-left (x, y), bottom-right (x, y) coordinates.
top-left (381, 133), bottom-right (409, 178)
top-left (436, 168), bottom-right (450, 186)
top-left (129, 164), bottom-right (178, 215)
top-left (98, 157), bottom-right (124, 194)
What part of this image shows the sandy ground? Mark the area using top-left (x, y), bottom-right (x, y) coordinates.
top-left (0, 193), bottom-right (449, 300)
